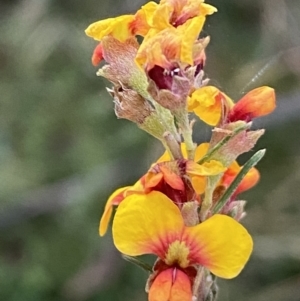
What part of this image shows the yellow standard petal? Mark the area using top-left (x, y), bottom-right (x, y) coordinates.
top-left (178, 16), bottom-right (205, 65)
top-left (112, 191), bottom-right (184, 258)
top-left (85, 15), bottom-right (135, 42)
top-left (189, 86), bottom-right (223, 126)
top-left (185, 214), bottom-right (253, 279)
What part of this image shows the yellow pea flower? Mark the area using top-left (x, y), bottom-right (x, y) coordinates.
top-left (113, 191), bottom-right (253, 301)
top-left (189, 86), bottom-right (276, 126)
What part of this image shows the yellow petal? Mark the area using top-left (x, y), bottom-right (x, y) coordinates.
top-left (186, 160), bottom-right (226, 176)
top-left (156, 144), bottom-right (189, 163)
top-left (189, 86), bottom-right (222, 126)
top-left (85, 15), bottom-right (135, 42)
top-left (179, 16), bottom-right (205, 65)
top-left (150, 1), bottom-right (173, 29)
top-left (112, 191), bottom-right (184, 257)
top-left (227, 160), bottom-right (240, 173)
top-left (156, 150), bottom-right (171, 163)
top-left (200, 3), bottom-right (218, 15)
top-left (189, 86), bottom-right (234, 126)
top-left (191, 176), bottom-right (206, 194)
top-left (185, 214), bottom-right (253, 278)
top-left (132, 2), bottom-right (158, 36)
top-left (194, 143), bottom-right (210, 162)
top-left (99, 186), bottom-right (131, 236)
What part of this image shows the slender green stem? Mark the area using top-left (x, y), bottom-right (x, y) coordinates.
top-left (212, 149), bottom-right (266, 214)
top-left (199, 175), bottom-right (221, 221)
top-left (197, 123), bottom-right (249, 164)
top-left (163, 131), bottom-right (183, 160)
top-left (175, 108), bottom-right (195, 159)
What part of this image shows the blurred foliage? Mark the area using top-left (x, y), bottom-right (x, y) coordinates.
top-left (0, 0), bottom-right (300, 301)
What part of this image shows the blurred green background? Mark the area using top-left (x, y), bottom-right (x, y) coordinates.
top-left (0, 0), bottom-right (300, 300)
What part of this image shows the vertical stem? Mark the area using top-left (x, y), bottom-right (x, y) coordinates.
top-left (174, 108), bottom-right (195, 159)
top-left (192, 266), bottom-right (205, 301)
top-left (163, 132), bottom-right (183, 160)
top-left (199, 175), bottom-right (222, 221)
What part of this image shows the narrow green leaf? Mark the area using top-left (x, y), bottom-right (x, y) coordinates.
top-left (212, 149), bottom-right (266, 214)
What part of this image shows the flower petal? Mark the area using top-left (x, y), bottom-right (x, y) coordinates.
top-left (113, 191), bottom-right (184, 257)
top-left (228, 86), bottom-right (276, 122)
top-left (189, 86), bottom-right (234, 126)
top-left (170, 269), bottom-right (193, 301)
top-left (149, 269), bottom-right (172, 301)
top-left (91, 43), bottom-right (104, 66)
top-left (179, 17), bottom-right (205, 65)
top-left (85, 15), bottom-right (135, 42)
top-left (221, 161), bottom-right (260, 196)
top-left (235, 167), bottom-right (260, 195)
top-left (156, 144), bottom-right (189, 163)
top-left (159, 164), bottom-right (185, 191)
top-left (191, 176), bottom-right (206, 194)
top-left (99, 186), bottom-right (131, 236)
top-left (186, 160), bottom-right (226, 176)
top-left (184, 214), bottom-right (253, 279)
top-left (194, 143), bottom-right (209, 162)
top-left (149, 268), bottom-right (192, 301)
top-left (131, 2), bottom-right (158, 36)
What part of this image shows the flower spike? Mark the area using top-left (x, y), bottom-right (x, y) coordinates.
top-left (85, 1), bottom-right (276, 300)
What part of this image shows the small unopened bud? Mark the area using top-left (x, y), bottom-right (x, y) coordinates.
top-left (108, 84), bottom-right (173, 140)
top-left (228, 86), bottom-right (276, 122)
top-left (181, 201), bottom-right (199, 226)
top-left (109, 85), bottom-right (154, 124)
top-left (228, 200), bottom-right (247, 221)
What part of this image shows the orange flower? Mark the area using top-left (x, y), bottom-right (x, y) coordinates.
top-left (158, 143), bottom-right (226, 194)
top-left (149, 0), bottom-right (217, 30)
top-left (188, 86), bottom-right (233, 126)
top-left (99, 143), bottom-right (225, 236)
top-left (228, 86), bottom-right (276, 122)
top-left (136, 27), bottom-right (181, 70)
top-left (189, 86), bottom-right (276, 126)
top-left (113, 191), bottom-right (253, 301)
top-left (136, 21), bottom-right (209, 70)
top-left (221, 161), bottom-right (260, 197)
